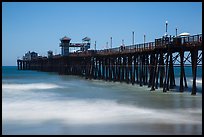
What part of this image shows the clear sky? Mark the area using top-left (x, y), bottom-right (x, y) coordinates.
top-left (2, 2), bottom-right (202, 66)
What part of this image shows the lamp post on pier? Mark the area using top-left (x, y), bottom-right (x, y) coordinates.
top-left (132, 31), bottom-right (134, 46)
top-left (94, 41), bottom-right (96, 51)
top-left (165, 20), bottom-right (168, 37)
top-left (110, 37), bottom-right (112, 49)
top-left (176, 27), bottom-right (178, 37)
top-left (106, 42), bottom-right (108, 49)
top-left (144, 34), bottom-right (146, 50)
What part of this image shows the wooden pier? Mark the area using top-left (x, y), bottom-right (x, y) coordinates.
top-left (17, 34), bottom-right (202, 95)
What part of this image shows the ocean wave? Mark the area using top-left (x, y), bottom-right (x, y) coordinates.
top-left (190, 79), bottom-right (202, 84)
top-left (174, 77), bottom-right (202, 89)
top-left (2, 83), bottom-right (61, 91)
top-left (2, 99), bottom-right (202, 125)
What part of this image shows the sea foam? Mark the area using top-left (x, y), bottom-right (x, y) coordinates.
top-left (2, 99), bottom-right (202, 125)
top-left (190, 79), bottom-right (202, 84)
top-left (2, 83), bottom-right (61, 91)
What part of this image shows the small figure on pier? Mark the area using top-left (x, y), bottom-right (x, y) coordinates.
top-left (120, 39), bottom-right (125, 52)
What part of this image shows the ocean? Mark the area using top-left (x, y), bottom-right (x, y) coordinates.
top-left (2, 66), bottom-right (202, 135)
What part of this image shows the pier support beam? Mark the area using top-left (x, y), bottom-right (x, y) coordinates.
top-left (113, 57), bottom-right (117, 82)
top-left (191, 48), bottom-right (198, 95)
top-left (151, 53), bottom-right (158, 91)
top-left (179, 50), bottom-right (186, 92)
top-left (125, 56), bottom-right (128, 83)
top-left (163, 52), bottom-right (169, 92)
top-left (159, 52), bottom-right (165, 88)
top-left (127, 55), bottom-right (131, 84)
top-left (169, 52), bottom-right (176, 89)
top-left (17, 60), bottom-right (20, 70)
top-left (122, 56), bottom-right (125, 82)
top-left (139, 54), bottom-right (143, 86)
top-left (105, 57), bottom-right (109, 81)
top-left (132, 55), bottom-right (136, 85)
top-left (20, 61), bottom-right (22, 70)
top-left (148, 53), bottom-right (154, 88)
top-left (118, 57), bottom-right (121, 82)
top-left (102, 57), bottom-right (105, 80)
top-left (108, 57), bottom-right (112, 81)
top-left (135, 55), bottom-right (139, 84)
top-left (144, 54), bottom-right (149, 85)
top-left (155, 54), bottom-right (160, 89)
top-left (98, 58), bottom-right (101, 80)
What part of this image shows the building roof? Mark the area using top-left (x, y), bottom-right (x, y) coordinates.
top-left (82, 37), bottom-right (91, 41)
top-left (48, 50), bottom-right (53, 53)
top-left (179, 32), bottom-right (190, 37)
top-left (30, 51), bottom-right (38, 54)
top-left (61, 36), bottom-right (71, 41)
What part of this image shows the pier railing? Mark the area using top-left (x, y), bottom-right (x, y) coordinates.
top-left (181, 34), bottom-right (202, 46)
top-left (94, 41), bottom-right (156, 56)
top-left (68, 34), bottom-right (202, 57)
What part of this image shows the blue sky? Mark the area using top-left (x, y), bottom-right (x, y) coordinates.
top-left (2, 2), bottom-right (202, 66)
